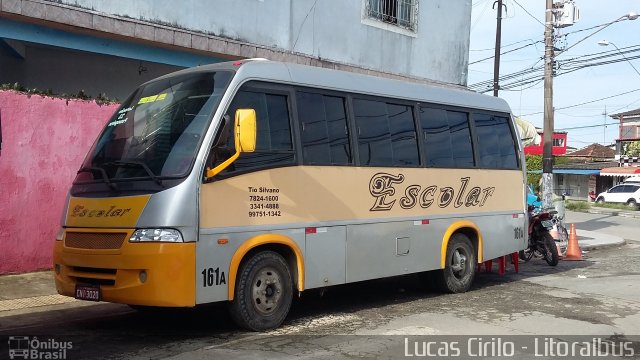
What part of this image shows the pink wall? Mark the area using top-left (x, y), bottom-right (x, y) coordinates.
top-left (0, 91), bottom-right (119, 274)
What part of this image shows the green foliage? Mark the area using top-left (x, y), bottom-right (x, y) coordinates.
top-left (593, 202), bottom-right (639, 211)
top-left (525, 155), bottom-right (571, 192)
top-left (526, 155), bottom-right (542, 191)
top-left (1, 83), bottom-right (119, 104)
top-left (565, 200), bottom-right (590, 211)
top-left (626, 141), bottom-right (640, 157)
top-left (555, 156), bottom-right (570, 166)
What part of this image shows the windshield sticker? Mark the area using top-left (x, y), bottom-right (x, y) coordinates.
top-left (108, 107), bottom-right (134, 127)
top-left (138, 93), bottom-right (168, 104)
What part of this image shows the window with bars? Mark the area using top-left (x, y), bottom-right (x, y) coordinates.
top-left (366, 0), bottom-right (418, 32)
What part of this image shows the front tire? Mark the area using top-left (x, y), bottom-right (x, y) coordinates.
top-left (229, 251), bottom-right (293, 331)
top-left (542, 232), bottom-right (559, 266)
top-left (595, 197), bottom-right (605, 204)
top-left (436, 234), bottom-right (476, 293)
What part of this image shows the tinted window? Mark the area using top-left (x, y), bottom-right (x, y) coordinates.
top-left (214, 89), bottom-right (294, 174)
top-left (78, 71), bottom-right (232, 181)
top-left (419, 107), bottom-right (474, 168)
top-left (474, 113), bottom-right (518, 169)
top-left (296, 92), bottom-right (350, 165)
top-left (354, 99), bottom-right (418, 166)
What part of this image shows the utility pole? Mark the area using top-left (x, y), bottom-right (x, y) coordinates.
top-left (542, 0), bottom-right (555, 209)
top-left (492, 0), bottom-right (505, 97)
top-left (603, 105), bottom-right (607, 144)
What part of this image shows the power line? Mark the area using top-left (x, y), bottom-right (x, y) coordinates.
top-left (511, 0), bottom-right (546, 28)
top-left (469, 41), bottom-right (542, 65)
top-left (470, 46), bottom-right (640, 92)
top-left (518, 88), bottom-right (640, 117)
top-left (470, 38), bottom-right (540, 52)
top-left (557, 122), bottom-right (619, 131)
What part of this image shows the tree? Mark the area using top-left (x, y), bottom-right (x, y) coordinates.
top-left (526, 155), bottom-right (542, 191)
top-left (525, 154), bottom-right (570, 192)
top-left (626, 141), bottom-right (640, 157)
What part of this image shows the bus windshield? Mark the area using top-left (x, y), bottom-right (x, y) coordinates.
top-left (76, 71), bottom-right (233, 184)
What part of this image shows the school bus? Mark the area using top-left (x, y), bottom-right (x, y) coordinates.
top-left (53, 59), bottom-right (527, 330)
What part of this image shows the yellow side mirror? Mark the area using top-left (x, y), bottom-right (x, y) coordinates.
top-left (206, 108), bottom-right (257, 179)
top-left (235, 109), bottom-right (256, 153)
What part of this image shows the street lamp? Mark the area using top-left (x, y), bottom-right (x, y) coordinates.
top-left (597, 40), bottom-right (640, 78)
top-left (557, 12), bottom-right (638, 55)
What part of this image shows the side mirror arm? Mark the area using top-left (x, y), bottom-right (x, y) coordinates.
top-left (205, 109), bottom-right (256, 180)
top-left (206, 150), bottom-right (240, 178)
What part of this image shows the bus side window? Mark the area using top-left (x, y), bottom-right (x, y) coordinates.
top-left (212, 89), bottom-right (295, 176)
top-left (473, 113), bottom-right (518, 169)
top-left (420, 107), bottom-right (474, 168)
top-left (353, 98), bottom-right (419, 167)
top-left (296, 91), bottom-right (351, 165)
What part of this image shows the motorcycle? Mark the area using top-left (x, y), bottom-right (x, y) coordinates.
top-left (520, 205), bottom-right (559, 266)
top-left (548, 210), bottom-right (568, 256)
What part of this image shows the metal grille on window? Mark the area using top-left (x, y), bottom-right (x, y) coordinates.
top-left (366, 0), bottom-right (418, 31)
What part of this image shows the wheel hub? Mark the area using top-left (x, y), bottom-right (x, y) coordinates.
top-left (252, 267), bottom-right (282, 315)
top-left (451, 249), bottom-right (468, 277)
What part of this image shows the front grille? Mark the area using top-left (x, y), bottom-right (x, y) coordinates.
top-left (70, 267), bottom-right (117, 286)
top-left (65, 232), bottom-right (127, 249)
top-left (73, 267), bottom-right (117, 275)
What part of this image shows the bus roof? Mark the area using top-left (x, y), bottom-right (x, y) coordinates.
top-left (149, 59), bottom-right (512, 114)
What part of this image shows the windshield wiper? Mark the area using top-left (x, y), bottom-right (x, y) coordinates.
top-left (104, 160), bottom-right (164, 187)
top-left (77, 166), bottom-right (117, 190)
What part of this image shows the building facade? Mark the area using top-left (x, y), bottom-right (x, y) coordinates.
top-left (1, 0), bottom-right (474, 99)
top-left (523, 130), bottom-right (567, 156)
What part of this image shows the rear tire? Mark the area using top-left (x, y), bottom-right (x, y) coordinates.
top-left (229, 251), bottom-right (293, 331)
top-left (436, 233), bottom-right (476, 293)
top-left (626, 199), bottom-right (638, 210)
top-left (542, 232), bottom-right (559, 266)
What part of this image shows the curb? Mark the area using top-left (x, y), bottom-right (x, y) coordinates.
top-left (575, 208), bottom-right (640, 219)
top-left (579, 239), bottom-right (627, 251)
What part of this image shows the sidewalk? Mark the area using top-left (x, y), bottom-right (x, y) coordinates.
top-left (583, 207), bottom-right (640, 219)
top-left (0, 229), bottom-right (626, 317)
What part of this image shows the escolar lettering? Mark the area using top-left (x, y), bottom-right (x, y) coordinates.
top-left (369, 173), bottom-right (495, 211)
top-left (71, 205), bottom-right (132, 218)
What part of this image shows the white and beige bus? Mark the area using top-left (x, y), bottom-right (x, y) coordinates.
top-left (54, 59), bottom-right (527, 331)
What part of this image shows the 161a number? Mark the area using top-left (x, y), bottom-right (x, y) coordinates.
top-left (201, 267), bottom-right (226, 287)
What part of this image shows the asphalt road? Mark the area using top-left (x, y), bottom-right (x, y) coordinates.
top-left (1, 211), bottom-right (639, 359)
top-left (564, 210), bottom-right (640, 243)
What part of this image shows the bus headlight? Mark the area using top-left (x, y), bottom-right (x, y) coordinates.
top-left (55, 228), bottom-right (65, 241)
top-left (129, 229), bottom-right (183, 243)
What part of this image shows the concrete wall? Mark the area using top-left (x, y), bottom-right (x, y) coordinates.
top-left (56, 0), bottom-right (472, 85)
top-left (0, 91), bottom-right (118, 274)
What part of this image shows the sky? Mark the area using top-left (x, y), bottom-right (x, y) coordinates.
top-left (469, 0), bottom-right (640, 149)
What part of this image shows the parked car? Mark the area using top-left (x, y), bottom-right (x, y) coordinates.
top-left (624, 176), bottom-right (640, 184)
top-left (595, 184), bottom-right (640, 209)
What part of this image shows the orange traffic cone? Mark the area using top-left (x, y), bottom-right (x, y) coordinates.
top-left (564, 224), bottom-right (584, 261)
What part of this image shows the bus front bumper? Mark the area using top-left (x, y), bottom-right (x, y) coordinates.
top-left (53, 232), bottom-right (195, 307)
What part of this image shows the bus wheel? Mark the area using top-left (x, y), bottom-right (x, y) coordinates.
top-left (229, 251), bottom-right (293, 331)
top-left (437, 233), bottom-right (476, 294)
